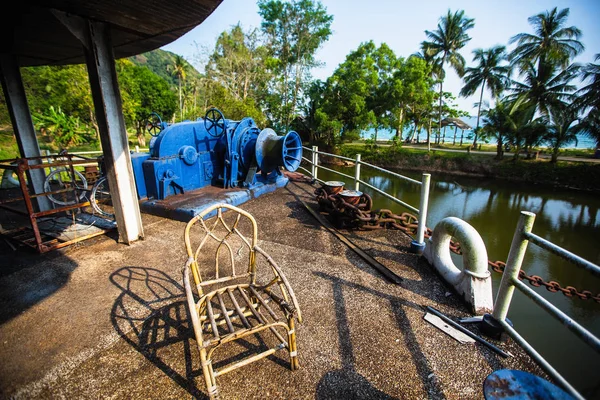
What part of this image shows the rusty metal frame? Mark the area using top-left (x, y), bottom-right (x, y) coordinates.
top-left (0, 155), bottom-right (115, 253)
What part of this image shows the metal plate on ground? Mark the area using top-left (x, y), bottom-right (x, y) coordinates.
top-left (424, 312), bottom-right (475, 344)
top-left (36, 214), bottom-right (116, 241)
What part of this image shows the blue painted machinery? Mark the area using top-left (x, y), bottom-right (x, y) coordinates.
top-left (130, 109), bottom-right (302, 201)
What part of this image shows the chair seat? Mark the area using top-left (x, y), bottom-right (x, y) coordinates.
top-left (198, 283), bottom-right (294, 349)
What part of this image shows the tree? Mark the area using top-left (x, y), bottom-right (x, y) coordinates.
top-left (460, 46), bottom-right (510, 148)
top-left (317, 41), bottom-right (404, 146)
top-left (390, 56), bottom-right (435, 141)
top-left (168, 55), bottom-right (188, 121)
top-left (421, 9), bottom-right (474, 141)
top-left (258, 0), bottom-right (333, 131)
top-left (509, 7), bottom-right (584, 73)
top-left (544, 104), bottom-right (581, 163)
top-left (118, 60), bottom-right (177, 146)
top-left (508, 61), bottom-right (579, 118)
top-left (575, 54), bottom-right (600, 148)
top-left (482, 100), bottom-right (514, 159)
top-left (206, 24), bottom-right (270, 104)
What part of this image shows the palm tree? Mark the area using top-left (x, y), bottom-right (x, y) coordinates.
top-left (576, 54), bottom-right (600, 149)
top-left (460, 46), bottom-right (510, 148)
top-left (509, 7), bottom-right (584, 73)
top-left (508, 61), bottom-right (579, 118)
top-left (421, 9), bottom-right (475, 141)
top-left (481, 100), bottom-right (513, 159)
top-left (168, 55), bottom-right (187, 121)
top-left (545, 104), bottom-right (581, 163)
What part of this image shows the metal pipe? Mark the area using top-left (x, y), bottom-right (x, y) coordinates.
top-left (415, 173), bottom-right (430, 244)
top-left (358, 179), bottom-right (419, 214)
top-left (492, 211), bottom-right (536, 322)
top-left (316, 165), bottom-right (354, 180)
top-left (354, 154), bottom-right (361, 191)
top-left (312, 146), bottom-right (318, 182)
top-left (524, 232), bottom-right (600, 277)
top-left (500, 320), bottom-right (584, 400)
top-left (512, 278), bottom-right (600, 352)
top-left (301, 156), bottom-right (313, 165)
top-left (425, 306), bottom-right (511, 358)
top-left (313, 150), bottom-right (355, 162)
top-left (358, 160), bottom-right (422, 185)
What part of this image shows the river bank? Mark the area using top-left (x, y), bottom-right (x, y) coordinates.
top-left (337, 144), bottom-right (600, 193)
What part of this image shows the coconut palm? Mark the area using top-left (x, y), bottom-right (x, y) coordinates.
top-left (544, 104), bottom-right (581, 163)
top-left (508, 61), bottom-right (579, 119)
top-left (460, 46), bottom-right (510, 148)
top-left (421, 9), bottom-right (474, 140)
top-left (509, 7), bottom-right (584, 73)
top-left (576, 54), bottom-right (600, 148)
top-left (168, 55), bottom-right (187, 120)
top-left (481, 100), bottom-right (514, 159)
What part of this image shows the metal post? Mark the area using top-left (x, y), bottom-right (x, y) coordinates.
top-left (492, 211), bottom-right (536, 322)
top-left (310, 146), bottom-right (316, 178)
top-left (312, 146), bottom-right (319, 182)
top-left (410, 173), bottom-right (430, 254)
top-left (354, 153), bottom-right (361, 191)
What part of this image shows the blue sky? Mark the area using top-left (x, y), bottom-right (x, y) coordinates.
top-left (161, 0), bottom-right (600, 117)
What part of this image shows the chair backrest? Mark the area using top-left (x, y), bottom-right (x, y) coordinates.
top-left (184, 203), bottom-right (258, 294)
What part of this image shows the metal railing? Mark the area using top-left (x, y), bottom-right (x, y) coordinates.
top-left (492, 211), bottom-right (600, 400)
top-left (299, 145), bottom-right (431, 249)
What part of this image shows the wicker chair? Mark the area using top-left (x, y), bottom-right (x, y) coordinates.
top-left (183, 203), bottom-right (302, 399)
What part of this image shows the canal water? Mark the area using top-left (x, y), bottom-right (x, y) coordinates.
top-left (316, 165), bottom-right (600, 398)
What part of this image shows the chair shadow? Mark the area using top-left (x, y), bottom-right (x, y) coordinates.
top-left (109, 266), bottom-right (290, 398)
top-left (109, 266), bottom-right (207, 399)
top-left (314, 271), bottom-right (448, 400)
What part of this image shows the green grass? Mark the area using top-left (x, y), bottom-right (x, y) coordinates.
top-left (338, 144), bottom-right (600, 192)
top-left (345, 139), bottom-right (596, 158)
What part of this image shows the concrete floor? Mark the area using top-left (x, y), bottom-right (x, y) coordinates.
top-left (0, 179), bottom-right (544, 399)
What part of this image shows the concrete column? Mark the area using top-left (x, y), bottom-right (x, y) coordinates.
top-left (0, 54), bottom-right (52, 211)
top-left (54, 12), bottom-right (143, 244)
top-left (83, 22), bottom-right (144, 244)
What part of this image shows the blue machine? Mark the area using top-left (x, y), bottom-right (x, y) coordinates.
top-left (130, 109), bottom-right (302, 201)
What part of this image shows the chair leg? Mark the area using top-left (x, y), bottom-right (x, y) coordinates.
top-left (200, 349), bottom-right (219, 399)
top-left (287, 317), bottom-right (299, 371)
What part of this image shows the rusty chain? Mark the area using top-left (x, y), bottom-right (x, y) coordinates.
top-left (315, 187), bottom-right (600, 303)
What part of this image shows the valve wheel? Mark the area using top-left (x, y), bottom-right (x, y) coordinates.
top-left (204, 108), bottom-right (226, 137)
top-left (146, 112), bottom-right (163, 137)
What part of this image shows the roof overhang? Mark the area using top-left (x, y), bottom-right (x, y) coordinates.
top-left (2, 0), bottom-right (223, 67)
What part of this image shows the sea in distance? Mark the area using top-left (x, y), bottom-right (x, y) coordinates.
top-left (361, 116), bottom-right (597, 149)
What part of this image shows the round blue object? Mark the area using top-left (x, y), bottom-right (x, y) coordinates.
top-left (483, 369), bottom-right (574, 400)
top-left (179, 145), bottom-right (198, 165)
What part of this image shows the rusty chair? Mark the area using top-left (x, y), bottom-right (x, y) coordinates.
top-left (182, 203), bottom-right (302, 398)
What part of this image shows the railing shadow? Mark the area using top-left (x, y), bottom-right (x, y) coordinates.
top-left (314, 271), bottom-right (447, 400)
top-left (109, 266), bottom-right (206, 399)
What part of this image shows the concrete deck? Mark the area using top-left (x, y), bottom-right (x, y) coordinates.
top-left (0, 179), bottom-right (544, 399)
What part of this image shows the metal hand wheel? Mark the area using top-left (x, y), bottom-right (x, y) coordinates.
top-left (146, 112), bottom-right (163, 137)
top-left (204, 108), bottom-right (226, 137)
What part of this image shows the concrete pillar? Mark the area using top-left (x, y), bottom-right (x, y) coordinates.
top-left (55, 12), bottom-right (143, 244)
top-left (84, 22), bottom-right (144, 244)
top-left (0, 54), bottom-right (52, 211)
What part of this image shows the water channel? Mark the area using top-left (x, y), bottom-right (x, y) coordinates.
top-left (315, 164), bottom-right (600, 398)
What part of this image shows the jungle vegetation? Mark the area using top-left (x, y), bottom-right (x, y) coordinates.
top-left (0, 2), bottom-right (598, 164)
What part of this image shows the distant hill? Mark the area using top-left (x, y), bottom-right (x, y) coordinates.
top-left (128, 49), bottom-right (201, 88)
